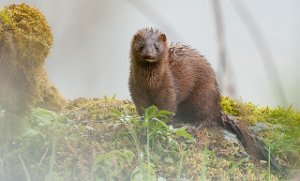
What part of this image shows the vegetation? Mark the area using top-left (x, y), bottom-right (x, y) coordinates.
top-left (0, 3), bottom-right (299, 181)
top-left (222, 97), bottom-right (300, 171)
top-left (0, 3), bottom-right (66, 144)
top-left (0, 97), bottom-right (299, 180)
top-left (0, 3), bottom-right (66, 119)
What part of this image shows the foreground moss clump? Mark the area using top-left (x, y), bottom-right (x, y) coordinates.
top-left (1, 97), bottom-right (299, 180)
top-left (0, 3), bottom-right (66, 119)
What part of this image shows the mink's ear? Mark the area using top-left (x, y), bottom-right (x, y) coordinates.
top-left (159, 33), bottom-right (166, 43)
top-left (133, 33), bottom-right (142, 42)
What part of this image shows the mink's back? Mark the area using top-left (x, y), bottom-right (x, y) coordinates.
top-left (168, 44), bottom-right (219, 104)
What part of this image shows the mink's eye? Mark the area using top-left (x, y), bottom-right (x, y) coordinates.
top-left (136, 42), bottom-right (145, 50)
top-left (154, 43), bottom-right (160, 50)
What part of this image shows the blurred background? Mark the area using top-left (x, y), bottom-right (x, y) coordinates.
top-left (1, 0), bottom-right (299, 109)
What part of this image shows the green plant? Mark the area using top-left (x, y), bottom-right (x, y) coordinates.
top-left (175, 149), bottom-right (185, 180)
top-left (27, 109), bottom-right (67, 181)
top-left (199, 146), bottom-right (209, 181)
top-left (22, 108), bottom-right (67, 144)
top-left (114, 106), bottom-right (193, 180)
top-left (92, 150), bottom-right (135, 180)
top-left (119, 106), bottom-right (193, 149)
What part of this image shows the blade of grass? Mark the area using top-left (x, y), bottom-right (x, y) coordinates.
top-left (47, 140), bottom-right (57, 181)
top-left (39, 146), bottom-right (49, 166)
top-left (199, 146), bottom-right (208, 181)
top-left (268, 144), bottom-right (271, 181)
top-left (18, 154), bottom-right (32, 181)
top-left (176, 150), bottom-right (185, 181)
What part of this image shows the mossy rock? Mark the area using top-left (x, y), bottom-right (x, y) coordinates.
top-left (35, 68), bottom-right (67, 112)
top-left (0, 3), bottom-right (52, 70)
top-left (0, 4), bottom-right (66, 134)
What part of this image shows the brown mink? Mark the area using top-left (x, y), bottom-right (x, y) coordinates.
top-left (128, 28), bottom-right (280, 169)
top-left (129, 28), bottom-right (221, 127)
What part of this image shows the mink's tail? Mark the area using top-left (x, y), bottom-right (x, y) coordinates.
top-left (221, 112), bottom-right (281, 170)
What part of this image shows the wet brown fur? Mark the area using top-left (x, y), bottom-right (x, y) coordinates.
top-left (129, 28), bottom-right (222, 126)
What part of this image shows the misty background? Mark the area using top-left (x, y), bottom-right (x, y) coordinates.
top-left (1, 0), bottom-right (299, 109)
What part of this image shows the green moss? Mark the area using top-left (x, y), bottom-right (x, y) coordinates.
top-left (221, 96), bottom-right (272, 124)
top-left (3, 3), bottom-right (53, 69)
top-left (34, 68), bottom-right (67, 111)
top-left (66, 97), bottom-right (136, 121)
top-left (0, 4), bottom-right (65, 140)
top-left (0, 8), bottom-right (12, 26)
top-left (221, 97), bottom-right (300, 132)
top-left (3, 97), bottom-right (299, 180)
top-left (221, 96), bottom-right (300, 170)
top-left (221, 96), bottom-right (241, 116)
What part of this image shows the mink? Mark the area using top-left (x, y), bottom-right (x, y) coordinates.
top-left (129, 28), bottom-right (221, 127)
top-left (128, 28), bottom-right (280, 169)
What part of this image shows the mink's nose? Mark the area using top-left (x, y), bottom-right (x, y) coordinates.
top-left (143, 55), bottom-right (155, 59)
top-left (143, 55), bottom-right (156, 63)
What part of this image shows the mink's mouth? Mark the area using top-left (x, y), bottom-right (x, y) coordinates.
top-left (137, 58), bottom-right (158, 64)
top-left (144, 58), bottom-right (156, 63)
top-left (137, 57), bottom-right (159, 66)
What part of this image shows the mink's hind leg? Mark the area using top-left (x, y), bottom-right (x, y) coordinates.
top-left (176, 85), bottom-right (222, 128)
top-left (175, 100), bottom-right (196, 123)
top-left (192, 84), bottom-right (222, 127)
top-left (175, 98), bottom-right (208, 129)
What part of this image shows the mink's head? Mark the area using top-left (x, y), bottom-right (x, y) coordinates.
top-left (130, 28), bottom-right (167, 66)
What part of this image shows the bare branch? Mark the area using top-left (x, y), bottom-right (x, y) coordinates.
top-left (211, 0), bottom-right (237, 97)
